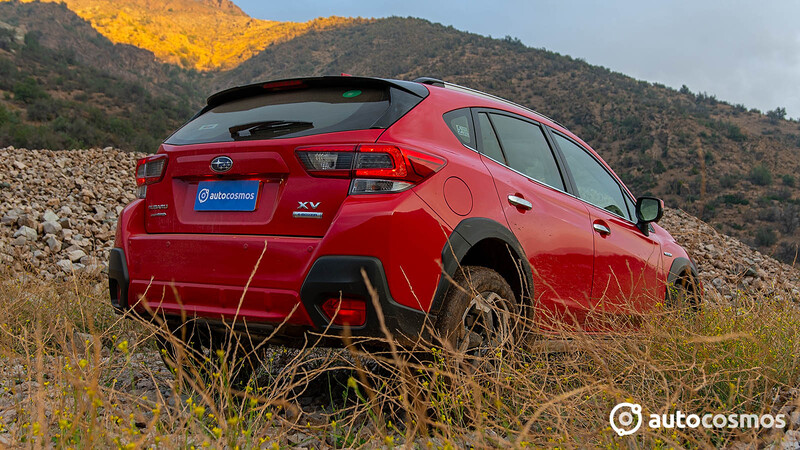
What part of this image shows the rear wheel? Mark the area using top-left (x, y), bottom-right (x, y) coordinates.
top-left (155, 321), bottom-right (259, 389)
top-left (436, 266), bottom-right (519, 355)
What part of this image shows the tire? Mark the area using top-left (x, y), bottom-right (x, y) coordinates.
top-left (666, 274), bottom-right (702, 314)
top-left (436, 266), bottom-right (519, 355)
top-left (155, 320), bottom-right (207, 370)
top-left (155, 321), bottom-right (259, 389)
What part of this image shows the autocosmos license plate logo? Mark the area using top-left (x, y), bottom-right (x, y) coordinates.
top-left (194, 180), bottom-right (259, 211)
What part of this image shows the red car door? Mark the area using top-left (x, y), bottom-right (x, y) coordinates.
top-left (474, 110), bottom-right (595, 328)
top-left (550, 132), bottom-right (662, 324)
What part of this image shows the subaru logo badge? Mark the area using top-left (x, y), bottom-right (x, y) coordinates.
top-left (210, 156), bottom-right (233, 173)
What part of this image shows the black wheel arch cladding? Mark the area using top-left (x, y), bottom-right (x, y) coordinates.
top-left (430, 217), bottom-right (533, 317)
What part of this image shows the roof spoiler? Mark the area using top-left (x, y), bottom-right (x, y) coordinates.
top-left (205, 76), bottom-right (429, 110)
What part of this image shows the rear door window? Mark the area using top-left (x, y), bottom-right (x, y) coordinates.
top-left (488, 113), bottom-right (565, 191)
top-left (167, 84), bottom-right (405, 145)
top-left (476, 112), bottom-right (506, 163)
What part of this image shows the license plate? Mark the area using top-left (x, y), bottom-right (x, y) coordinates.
top-left (194, 180), bottom-right (260, 211)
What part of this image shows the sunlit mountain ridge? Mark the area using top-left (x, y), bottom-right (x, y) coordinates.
top-left (2, 0), bottom-right (360, 70)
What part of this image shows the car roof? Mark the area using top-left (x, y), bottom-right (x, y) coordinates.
top-left (413, 77), bottom-right (567, 128)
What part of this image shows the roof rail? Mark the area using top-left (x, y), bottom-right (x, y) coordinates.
top-left (412, 77), bottom-right (445, 87)
top-left (413, 77), bottom-right (566, 130)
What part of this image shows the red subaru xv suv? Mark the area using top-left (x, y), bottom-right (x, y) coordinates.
top-left (108, 76), bottom-right (699, 349)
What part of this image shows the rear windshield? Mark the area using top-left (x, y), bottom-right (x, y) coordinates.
top-left (166, 85), bottom-right (396, 145)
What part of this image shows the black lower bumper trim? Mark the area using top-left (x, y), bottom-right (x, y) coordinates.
top-left (108, 247), bottom-right (130, 311)
top-left (299, 256), bottom-right (430, 344)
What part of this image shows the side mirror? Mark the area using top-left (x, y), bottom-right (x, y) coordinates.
top-left (635, 196), bottom-right (663, 236)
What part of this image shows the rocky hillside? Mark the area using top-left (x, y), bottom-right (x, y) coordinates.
top-left (1, 0), bottom-right (360, 70)
top-left (218, 18), bottom-right (800, 264)
top-left (1, 146), bottom-right (797, 304)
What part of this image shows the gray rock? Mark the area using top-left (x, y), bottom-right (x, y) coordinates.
top-left (16, 214), bottom-right (37, 229)
top-left (56, 260), bottom-right (73, 272)
top-left (42, 221), bottom-right (62, 235)
top-left (45, 235), bottom-right (62, 252)
top-left (42, 210), bottom-right (59, 223)
top-left (11, 236), bottom-right (26, 247)
top-left (12, 161), bottom-right (25, 170)
top-left (1, 210), bottom-right (19, 225)
top-left (13, 226), bottom-right (37, 241)
top-left (68, 250), bottom-right (87, 262)
top-left (79, 255), bottom-right (96, 266)
top-left (59, 206), bottom-right (73, 216)
top-left (72, 331), bottom-right (93, 356)
top-left (780, 430), bottom-right (800, 450)
top-left (32, 250), bottom-right (44, 259)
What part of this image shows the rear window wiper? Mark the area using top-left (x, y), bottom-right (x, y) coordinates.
top-left (229, 120), bottom-right (314, 140)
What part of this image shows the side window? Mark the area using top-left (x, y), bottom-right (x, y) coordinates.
top-left (476, 112), bottom-right (506, 163)
top-left (553, 133), bottom-right (632, 220)
top-left (489, 113), bottom-right (565, 191)
top-left (442, 109), bottom-right (475, 148)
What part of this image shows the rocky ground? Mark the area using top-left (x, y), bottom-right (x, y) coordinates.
top-left (0, 146), bottom-right (144, 279)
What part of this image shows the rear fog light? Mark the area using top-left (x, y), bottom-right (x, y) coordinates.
top-left (321, 298), bottom-right (367, 327)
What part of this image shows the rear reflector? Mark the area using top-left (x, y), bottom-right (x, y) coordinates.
top-left (350, 179), bottom-right (413, 194)
top-left (296, 144), bottom-right (445, 194)
top-left (321, 298), bottom-right (367, 327)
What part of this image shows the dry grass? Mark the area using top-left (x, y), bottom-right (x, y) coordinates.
top-left (0, 266), bottom-right (799, 449)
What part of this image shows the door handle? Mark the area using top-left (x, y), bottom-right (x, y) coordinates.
top-left (593, 223), bottom-right (611, 235)
top-left (508, 195), bottom-right (532, 210)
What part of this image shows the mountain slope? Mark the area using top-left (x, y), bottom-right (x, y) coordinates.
top-left (219, 18), bottom-right (800, 263)
top-left (0, 1), bottom-right (200, 152)
top-left (2, 0), bottom-right (360, 70)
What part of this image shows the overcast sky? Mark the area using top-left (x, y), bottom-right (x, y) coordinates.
top-left (235, 1), bottom-right (800, 119)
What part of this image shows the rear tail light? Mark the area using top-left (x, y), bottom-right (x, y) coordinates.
top-left (135, 154), bottom-right (168, 198)
top-left (321, 298), bottom-right (367, 327)
top-left (296, 144), bottom-right (446, 194)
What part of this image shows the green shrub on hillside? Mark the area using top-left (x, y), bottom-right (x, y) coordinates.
top-left (749, 164), bottom-right (773, 186)
top-left (12, 76), bottom-right (49, 103)
top-left (755, 227), bottom-right (777, 247)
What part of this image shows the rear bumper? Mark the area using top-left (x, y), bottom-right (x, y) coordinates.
top-left (108, 247), bottom-right (429, 344)
top-left (109, 189), bottom-right (450, 345)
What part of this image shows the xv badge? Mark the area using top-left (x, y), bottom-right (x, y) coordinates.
top-left (297, 201), bottom-right (321, 210)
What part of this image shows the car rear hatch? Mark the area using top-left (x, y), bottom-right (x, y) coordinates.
top-left (141, 77), bottom-right (428, 237)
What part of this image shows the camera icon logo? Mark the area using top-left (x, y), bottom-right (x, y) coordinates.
top-left (609, 402), bottom-right (643, 436)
